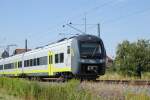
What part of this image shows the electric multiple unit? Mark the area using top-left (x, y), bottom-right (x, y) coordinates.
top-left (0, 34), bottom-right (106, 79)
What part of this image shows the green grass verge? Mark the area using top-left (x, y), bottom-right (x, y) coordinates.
top-left (126, 93), bottom-right (150, 100)
top-left (100, 72), bottom-right (150, 80)
top-left (0, 89), bottom-right (22, 100)
top-left (0, 78), bottom-right (98, 100)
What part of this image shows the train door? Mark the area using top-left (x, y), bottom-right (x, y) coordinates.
top-left (48, 51), bottom-right (53, 76)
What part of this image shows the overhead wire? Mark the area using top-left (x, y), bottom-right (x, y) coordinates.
top-left (35, 0), bottom-right (116, 41)
top-left (103, 6), bottom-right (150, 24)
top-left (87, 0), bottom-right (150, 35)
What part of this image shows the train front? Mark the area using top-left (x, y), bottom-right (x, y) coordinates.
top-left (71, 34), bottom-right (106, 79)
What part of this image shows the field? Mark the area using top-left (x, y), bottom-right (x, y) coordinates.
top-left (0, 77), bottom-right (150, 100)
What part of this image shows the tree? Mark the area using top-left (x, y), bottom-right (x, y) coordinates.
top-left (114, 39), bottom-right (150, 77)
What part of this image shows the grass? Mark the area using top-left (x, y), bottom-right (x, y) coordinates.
top-left (81, 81), bottom-right (150, 100)
top-left (0, 76), bottom-right (150, 100)
top-left (0, 89), bottom-right (22, 100)
top-left (99, 72), bottom-right (150, 80)
top-left (0, 78), bottom-right (99, 100)
top-left (126, 93), bottom-right (150, 100)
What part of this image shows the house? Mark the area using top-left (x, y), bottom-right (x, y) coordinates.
top-left (13, 48), bottom-right (31, 55)
top-left (106, 56), bottom-right (113, 68)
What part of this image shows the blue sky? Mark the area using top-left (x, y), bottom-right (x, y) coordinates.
top-left (0, 0), bottom-right (150, 57)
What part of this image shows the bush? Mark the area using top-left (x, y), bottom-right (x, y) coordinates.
top-left (115, 39), bottom-right (150, 77)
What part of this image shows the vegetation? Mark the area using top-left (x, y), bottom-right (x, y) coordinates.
top-left (0, 89), bottom-right (21, 100)
top-left (0, 78), bottom-right (98, 100)
top-left (0, 77), bottom-right (149, 100)
top-left (100, 71), bottom-right (150, 80)
top-left (81, 81), bottom-right (150, 100)
top-left (112, 39), bottom-right (150, 77)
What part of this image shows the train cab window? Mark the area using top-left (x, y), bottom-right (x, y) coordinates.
top-left (55, 54), bottom-right (59, 63)
top-left (60, 53), bottom-right (64, 63)
top-left (67, 46), bottom-right (70, 54)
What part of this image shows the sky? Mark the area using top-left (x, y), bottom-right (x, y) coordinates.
top-left (0, 0), bottom-right (150, 57)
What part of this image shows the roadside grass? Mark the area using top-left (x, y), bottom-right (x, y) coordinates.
top-left (0, 89), bottom-right (22, 100)
top-left (126, 93), bottom-right (150, 100)
top-left (99, 72), bottom-right (150, 80)
top-left (0, 77), bottom-right (150, 100)
top-left (142, 72), bottom-right (150, 80)
top-left (0, 77), bottom-right (99, 100)
top-left (81, 81), bottom-right (150, 100)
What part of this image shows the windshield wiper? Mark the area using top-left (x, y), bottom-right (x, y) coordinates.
top-left (91, 46), bottom-right (98, 58)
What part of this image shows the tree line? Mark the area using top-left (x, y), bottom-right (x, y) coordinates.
top-left (111, 39), bottom-right (150, 77)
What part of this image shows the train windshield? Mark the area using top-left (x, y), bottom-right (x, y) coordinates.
top-left (80, 42), bottom-right (102, 59)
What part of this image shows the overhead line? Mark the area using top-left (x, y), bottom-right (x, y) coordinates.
top-left (103, 7), bottom-right (150, 24)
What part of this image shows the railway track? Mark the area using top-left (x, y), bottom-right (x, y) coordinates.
top-left (95, 80), bottom-right (150, 86)
top-left (40, 78), bottom-right (150, 86)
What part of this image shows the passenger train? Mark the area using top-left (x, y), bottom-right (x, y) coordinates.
top-left (0, 34), bottom-right (106, 80)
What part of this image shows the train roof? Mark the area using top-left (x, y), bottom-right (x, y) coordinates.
top-left (0, 34), bottom-right (100, 61)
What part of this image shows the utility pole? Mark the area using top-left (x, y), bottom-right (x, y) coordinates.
top-left (25, 39), bottom-right (28, 52)
top-left (97, 23), bottom-right (101, 38)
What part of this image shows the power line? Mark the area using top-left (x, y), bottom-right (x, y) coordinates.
top-left (48, 0), bottom-right (115, 31)
top-left (87, 1), bottom-right (150, 34)
top-left (85, 0), bottom-right (115, 15)
top-left (67, 0), bottom-right (116, 23)
top-left (103, 7), bottom-right (150, 24)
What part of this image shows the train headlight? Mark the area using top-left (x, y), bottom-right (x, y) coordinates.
top-left (87, 66), bottom-right (98, 71)
top-left (100, 59), bottom-right (105, 63)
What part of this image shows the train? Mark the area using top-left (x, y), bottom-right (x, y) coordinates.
top-left (0, 34), bottom-right (106, 80)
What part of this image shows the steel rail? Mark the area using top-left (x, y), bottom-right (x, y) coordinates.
top-left (95, 80), bottom-right (150, 86)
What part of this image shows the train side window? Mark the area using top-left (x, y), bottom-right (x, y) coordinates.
top-left (39, 56), bottom-right (47, 65)
top-left (60, 53), bottom-right (64, 63)
top-left (55, 54), bottom-right (59, 63)
top-left (11, 63), bottom-right (14, 69)
top-left (24, 60), bottom-right (27, 67)
top-left (4, 63), bottom-right (13, 69)
top-left (67, 46), bottom-right (70, 54)
top-left (0, 65), bottom-right (3, 70)
top-left (30, 59), bottom-right (33, 66)
top-left (27, 60), bottom-right (30, 67)
top-left (4, 64), bottom-right (8, 69)
top-left (37, 58), bottom-right (40, 66)
top-left (18, 61), bottom-right (22, 68)
top-left (33, 58), bottom-right (37, 66)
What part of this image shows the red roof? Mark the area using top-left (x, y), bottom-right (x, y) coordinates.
top-left (14, 48), bottom-right (31, 54)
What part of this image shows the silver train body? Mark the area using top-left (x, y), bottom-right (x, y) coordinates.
top-left (0, 34), bottom-right (106, 79)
